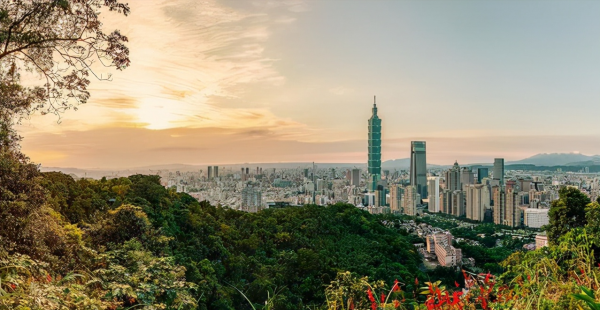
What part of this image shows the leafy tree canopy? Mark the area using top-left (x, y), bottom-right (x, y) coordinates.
top-left (0, 0), bottom-right (130, 121)
top-left (544, 187), bottom-right (591, 244)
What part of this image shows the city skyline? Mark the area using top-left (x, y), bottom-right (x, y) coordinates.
top-left (14, 0), bottom-right (600, 169)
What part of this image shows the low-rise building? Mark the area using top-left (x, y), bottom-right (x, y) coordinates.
top-left (535, 234), bottom-right (549, 249)
top-left (431, 232), bottom-right (462, 267)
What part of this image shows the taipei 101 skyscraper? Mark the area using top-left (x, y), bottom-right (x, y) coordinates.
top-left (368, 97), bottom-right (381, 191)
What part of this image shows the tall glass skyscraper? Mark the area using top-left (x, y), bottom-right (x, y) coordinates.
top-left (493, 158), bottom-right (504, 185)
top-left (368, 99), bottom-right (381, 191)
top-left (410, 141), bottom-right (427, 200)
top-left (477, 167), bottom-right (489, 184)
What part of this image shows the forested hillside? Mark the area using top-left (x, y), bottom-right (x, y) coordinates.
top-left (1, 164), bottom-right (424, 309)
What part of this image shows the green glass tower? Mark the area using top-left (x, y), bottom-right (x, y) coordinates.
top-left (368, 97), bottom-right (381, 191)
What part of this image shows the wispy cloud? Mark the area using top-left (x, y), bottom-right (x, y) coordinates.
top-left (19, 0), bottom-right (309, 134)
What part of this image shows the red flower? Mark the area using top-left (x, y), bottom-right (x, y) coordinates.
top-left (462, 269), bottom-right (468, 280)
top-left (484, 272), bottom-right (491, 284)
top-left (371, 301), bottom-right (377, 310)
top-left (425, 297), bottom-right (435, 310)
top-left (393, 300), bottom-right (400, 308)
top-left (393, 279), bottom-right (400, 292)
top-left (455, 281), bottom-right (460, 288)
top-left (381, 293), bottom-right (386, 303)
top-left (527, 274), bottom-right (531, 281)
top-left (9, 283), bottom-right (16, 290)
top-left (415, 277), bottom-right (419, 285)
top-left (46, 274), bottom-right (52, 283)
top-left (581, 268), bottom-right (586, 275)
top-left (350, 301), bottom-right (355, 310)
top-left (482, 298), bottom-right (488, 309)
top-left (451, 291), bottom-right (463, 305)
top-left (367, 288), bottom-right (375, 302)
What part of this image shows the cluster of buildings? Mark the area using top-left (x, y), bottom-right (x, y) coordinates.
top-left (394, 219), bottom-right (467, 267)
top-left (363, 101), bottom-right (561, 229)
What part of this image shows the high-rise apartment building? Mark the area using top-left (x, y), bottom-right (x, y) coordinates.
top-left (451, 190), bottom-right (465, 217)
top-left (477, 168), bottom-right (488, 184)
top-left (505, 188), bottom-right (521, 227)
top-left (441, 189), bottom-right (451, 214)
top-left (351, 168), bottom-right (361, 187)
top-left (368, 100), bottom-right (382, 191)
top-left (427, 177), bottom-right (440, 213)
top-left (493, 158), bottom-right (505, 185)
top-left (460, 167), bottom-right (474, 189)
top-left (207, 166), bottom-right (213, 180)
top-left (445, 162), bottom-right (461, 191)
top-left (214, 166), bottom-right (219, 178)
top-left (465, 184), bottom-right (490, 221)
top-left (410, 141), bottom-right (427, 200)
top-left (389, 184), bottom-right (404, 213)
top-left (492, 186), bottom-right (505, 225)
top-left (375, 185), bottom-right (386, 207)
top-left (403, 185), bottom-right (418, 216)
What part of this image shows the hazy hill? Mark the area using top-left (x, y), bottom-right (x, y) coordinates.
top-left (507, 153), bottom-right (600, 166)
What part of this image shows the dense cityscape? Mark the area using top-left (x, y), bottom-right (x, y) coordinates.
top-left (161, 100), bottom-right (598, 230)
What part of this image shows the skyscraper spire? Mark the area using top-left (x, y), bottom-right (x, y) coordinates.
top-left (372, 96), bottom-right (377, 115)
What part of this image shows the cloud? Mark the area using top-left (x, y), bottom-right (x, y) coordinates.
top-left (329, 86), bottom-right (354, 96)
top-left (20, 0), bottom-right (306, 132)
top-left (94, 96), bottom-right (138, 109)
top-left (274, 16), bottom-right (297, 24)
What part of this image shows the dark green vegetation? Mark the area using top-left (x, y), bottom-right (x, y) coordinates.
top-left (2, 165), bottom-right (424, 309)
top-left (544, 187), bottom-right (591, 244)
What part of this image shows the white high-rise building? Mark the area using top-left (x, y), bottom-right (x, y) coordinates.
top-left (465, 184), bottom-right (491, 221)
top-left (427, 177), bottom-right (440, 213)
top-left (524, 208), bottom-right (549, 228)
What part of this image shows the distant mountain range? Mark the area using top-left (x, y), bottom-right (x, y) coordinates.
top-left (41, 153), bottom-right (600, 179)
top-left (506, 153), bottom-right (600, 166)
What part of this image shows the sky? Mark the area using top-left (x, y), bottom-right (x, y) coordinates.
top-left (17, 0), bottom-right (600, 169)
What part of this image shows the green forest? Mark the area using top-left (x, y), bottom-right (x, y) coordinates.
top-left (2, 165), bottom-right (430, 309)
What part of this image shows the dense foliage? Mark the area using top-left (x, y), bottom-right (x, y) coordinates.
top-left (326, 200), bottom-right (600, 310)
top-left (1, 167), bottom-right (425, 309)
top-left (544, 187), bottom-right (591, 244)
